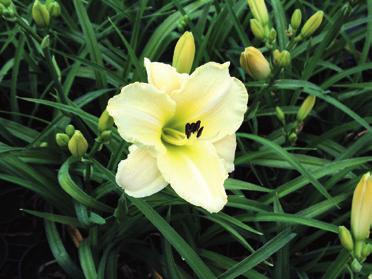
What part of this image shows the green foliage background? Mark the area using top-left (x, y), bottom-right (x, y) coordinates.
top-left (0, 0), bottom-right (371, 278)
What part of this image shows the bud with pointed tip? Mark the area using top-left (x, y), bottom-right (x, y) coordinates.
top-left (297, 95), bottom-right (316, 122)
top-left (247, 0), bottom-right (269, 26)
top-left (300, 11), bottom-right (324, 39)
top-left (56, 133), bottom-right (70, 147)
top-left (351, 172), bottom-right (372, 241)
top-left (288, 132), bottom-right (297, 145)
top-left (98, 110), bottom-right (114, 132)
top-left (250, 19), bottom-right (265, 41)
top-left (338, 226), bottom-right (354, 252)
top-left (291, 9), bottom-right (302, 31)
top-left (68, 131), bottom-right (88, 158)
top-left (32, 0), bottom-right (50, 28)
top-left (65, 124), bottom-right (75, 137)
top-left (240, 47), bottom-right (271, 80)
top-left (273, 49), bottom-right (281, 65)
top-left (172, 31), bottom-right (195, 74)
top-left (275, 106), bottom-right (285, 125)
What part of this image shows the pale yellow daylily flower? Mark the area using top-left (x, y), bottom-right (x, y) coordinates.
top-left (107, 58), bottom-right (248, 213)
top-left (351, 172), bottom-right (372, 241)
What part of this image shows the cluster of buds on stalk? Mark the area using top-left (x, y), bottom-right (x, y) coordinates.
top-left (0, 0), bottom-right (16, 19)
top-left (339, 173), bottom-right (372, 272)
top-left (97, 110), bottom-right (114, 144)
top-left (247, 0), bottom-right (276, 48)
top-left (286, 9), bottom-right (324, 42)
top-left (275, 95), bottom-right (316, 145)
top-left (56, 124), bottom-right (88, 158)
top-left (32, 0), bottom-right (61, 28)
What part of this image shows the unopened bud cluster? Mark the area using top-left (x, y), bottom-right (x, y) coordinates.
top-left (98, 110), bottom-right (114, 143)
top-left (338, 172), bottom-right (372, 272)
top-left (247, 0), bottom-right (276, 48)
top-left (32, 0), bottom-right (61, 28)
top-left (0, 0), bottom-right (16, 18)
top-left (273, 49), bottom-right (291, 68)
top-left (56, 124), bottom-right (88, 158)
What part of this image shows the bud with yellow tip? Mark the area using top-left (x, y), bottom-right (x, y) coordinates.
top-left (68, 130), bottom-right (88, 158)
top-left (297, 95), bottom-right (316, 122)
top-left (32, 0), bottom-right (50, 28)
top-left (338, 226), bottom-right (354, 252)
top-left (351, 172), bottom-right (372, 241)
top-left (291, 9), bottom-right (302, 31)
top-left (98, 110), bottom-right (114, 132)
top-left (298, 11), bottom-right (324, 40)
top-left (56, 133), bottom-right (70, 147)
top-left (172, 31), bottom-right (195, 74)
top-left (247, 0), bottom-right (269, 26)
top-left (250, 19), bottom-right (265, 41)
top-left (240, 47), bottom-right (271, 80)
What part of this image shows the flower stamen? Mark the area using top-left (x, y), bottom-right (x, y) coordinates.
top-left (185, 120), bottom-right (204, 139)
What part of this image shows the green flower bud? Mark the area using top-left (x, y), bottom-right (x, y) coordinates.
top-left (268, 28), bottom-right (277, 43)
top-left (39, 142), bottom-right (48, 147)
top-left (0, 0), bottom-right (11, 7)
top-left (98, 110), bottom-right (114, 132)
top-left (362, 243), bottom-right (372, 259)
top-left (338, 226), bottom-right (354, 252)
top-left (351, 258), bottom-right (363, 273)
top-left (250, 19), bottom-right (265, 41)
top-left (172, 31), bottom-right (195, 74)
top-left (273, 50), bottom-right (291, 67)
top-left (247, 0), bottom-right (269, 26)
top-left (32, 0), bottom-right (50, 28)
top-left (291, 9), bottom-right (302, 31)
top-left (55, 133), bottom-right (70, 147)
top-left (288, 132), bottom-right (297, 144)
top-left (273, 49), bottom-right (281, 65)
top-left (100, 130), bottom-right (112, 142)
top-left (41, 35), bottom-right (50, 49)
top-left (300, 11), bottom-right (324, 38)
top-left (47, 1), bottom-right (61, 17)
top-left (65, 124), bottom-right (75, 137)
top-left (297, 96), bottom-right (316, 122)
top-left (68, 130), bottom-right (88, 158)
top-left (240, 47), bottom-right (271, 80)
top-left (275, 106), bottom-right (285, 125)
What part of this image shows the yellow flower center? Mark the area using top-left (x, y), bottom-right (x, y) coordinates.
top-left (161, 120), bottom-right (204, 146)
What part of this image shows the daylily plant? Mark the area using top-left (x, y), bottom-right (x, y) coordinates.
top-left (107, 59), bottom-right (248, 213)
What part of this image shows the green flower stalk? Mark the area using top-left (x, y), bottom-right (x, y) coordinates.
top-left (172, 31), bottom-right (195, 74)
top-left (68, 130), bottom-right (88, 158)
top-left (32, 0), bottom-right (50, 27)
